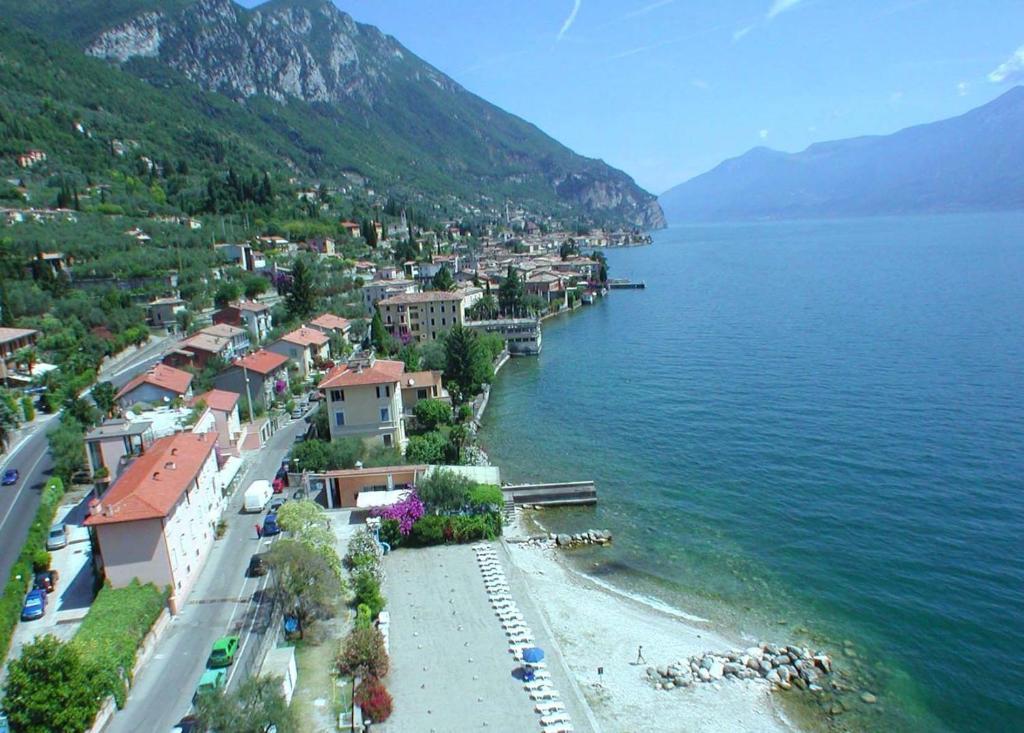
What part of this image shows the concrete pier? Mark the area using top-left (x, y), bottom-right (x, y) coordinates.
top-left (502, 481), bottom-right (597, 507)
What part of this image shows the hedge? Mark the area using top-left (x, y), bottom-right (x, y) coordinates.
top-left (0, 477), bottom-right (66, 662)
top-left (467, 484), bottom-right (503, 511)
top-left (72, 580), bottom-right (169, 707)
top-left (401, 513), bottom-right (502, 548)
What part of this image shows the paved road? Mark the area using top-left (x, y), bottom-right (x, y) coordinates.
top-left (106, 411), bottom-right (311, 733)
top-left (0, 336), bottom-right (175, 605)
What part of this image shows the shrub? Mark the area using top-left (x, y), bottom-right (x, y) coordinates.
top-left (412, 399), bottom-right (451, 431)
top-left (416, 469), bottom-right (474, 513)
top-left (344, 529), bottom-right (382, 582)
top-left (353, 571), bottom-right (386, 619)
top-left (21, 395), bottom-right (35, 422)
top-left (370, 491), bottom-right (424, 536)
top-left (337, 627), bottom-right (389, 679)
top-left (405, 431), bottom-right (447, 464)
top-left (405, 513), bottom-right (502, 548)
top-left (354, 603), bottom-right (373, 630)
top-left (355, 677), bottom-right (393, 723)
top-left (379, 519), bottom-right (402, 549)
top-left (72, 580), bottom-right (168, 707)
top-left (32, 549), bottom-right (52, 573)
top-left (468, 484), bottom-right (504, 511)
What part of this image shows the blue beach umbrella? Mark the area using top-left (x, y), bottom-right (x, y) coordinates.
top-left (522, 647), bottom-right (545, 664)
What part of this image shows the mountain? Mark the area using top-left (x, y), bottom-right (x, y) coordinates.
top-left (1, 0), bottom-right (665, 229)
top-left (660, 87), bottom-right (1024, 223)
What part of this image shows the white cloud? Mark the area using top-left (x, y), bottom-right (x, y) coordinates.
top-left (732, 25), bottom-right (754, 42)
top-left (625, 0), bottom-right (674, 19)
top-left (890, 90), bottom-right (905, 103)
top-left (691, 78), bottom-right (710, 90)
top-left (759, 129), bottom-right (769, 139)
top-left (767, 0), bottom-right (803, 20)
top-left (988, 45), bottom-right (1024, 83)
top-left (557, 0), bottom-right (583, 41)
top-left (957, 81), bottom-right (969, 96)
top-left (808, 125), bottom-right (817, 133)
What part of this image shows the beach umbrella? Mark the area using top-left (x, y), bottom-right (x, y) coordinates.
top-left (522, 647), bottom-right (545, 664)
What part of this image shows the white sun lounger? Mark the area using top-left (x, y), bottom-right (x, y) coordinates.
top-left (535, 701), bottom-right (566, 715)
top-left (486, 585), bottom-right (511, 593)
top-left (490, 595), bottom-right (514, 604)
top-left (509, 635), bottom-right (534, 645)
top-left (540, 713), bottom-right (572, 726)
top-left (501, 618), bottom-right (526, 628)
top-left (506, 627), bottom-right (532, 638)
top-left (524, 680), bottom-right (553, 691)
top-left (529, 688), bottom-right (560, 701)
top-left (530, 669), bottom-right (551, 680)
top-left (541, 725), bottom-right (573, 733)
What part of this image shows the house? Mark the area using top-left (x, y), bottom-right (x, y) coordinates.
top-left (116, 364), bottom-right (193, 408)
top-left (400, 370), bottom-right (449, 416)
top-left (317, 353), bottom-right (407, 450)
top-left (147, 297), bottom-right (186, 330)
top-left (525, 271), bottom-right (568, 308)
top-left (361, 278), bottom-right (417, 311)
top-left (306, 237), bottom-right (336, 256)
top-left (317, 464), bottom-right (428, 509)
top-left (309, 313), bottom-right (351, 342)
top-left (84, 432), bottom-right (221, 613)
top-left (268, 327), bottom-right (330, 379)
top-left (165, 332), bottom-right (232, 370)
top-left (340, 220), bottom-right (361, 237)
top-left (16, 150), bottom-right (47, 168)
top-left (198, 324), bottom-right (250, 359)
top-left (84, 419), bottom-right (155, 484)
top-left (376, 288), bottom-right (482, 343)
top-left (0, 327), bottom-right (39, 366)
top-left (214, 243), bottom-right (266, 272)
top-left (191, 390), bottom-right (243, 452)
top-left (213, 300), bottom-right (273, 343)
top-left (214, 349), bottom-right (290, 410)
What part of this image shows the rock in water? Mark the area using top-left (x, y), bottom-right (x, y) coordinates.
top-left (861, 692), bottom-right (878, 704)
top-left (708, 661), bottom-right (725, 680)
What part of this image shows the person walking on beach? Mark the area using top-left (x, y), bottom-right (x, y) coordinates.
top-left (636, 645), bottom-right (645, 664)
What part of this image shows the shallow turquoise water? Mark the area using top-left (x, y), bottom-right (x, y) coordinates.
top-left (479, 213), bottom-right (1024, 732)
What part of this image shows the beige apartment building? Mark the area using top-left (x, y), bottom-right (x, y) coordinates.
top-left (376, 287), bottom-right (482, 343)
top-left (318, 353), bottom-right (407, 450)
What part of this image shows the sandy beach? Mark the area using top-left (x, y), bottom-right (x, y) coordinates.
top-left (502, 515), bottom-right (796, 733)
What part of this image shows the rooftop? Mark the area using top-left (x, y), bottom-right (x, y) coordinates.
top-left (233, 349), bottom-right (288, 375)
top-left (402, 370), bottom-right (443, 389)
top-left (280, 327), bottom-right (329, 347)
top-left (319, 358), bottom-right (405, 389)
top-left (309, 314), bottom-right (351, 331)
top-left (116, 364), bottom-right (193, 400)
top-left (85, 418), bottom-right (153, 441)
top-left (200, 323), bottom-right (246, 339)
top-left (378, 288), bottom-right (480, 306)
top-left (192, 389), bottom-right (240, 412)
top-left (230, 300), bottom-right (270, 313)
top-left (0, 327), bottom-right (38, 344)
top-left (179, 333), bottom-right (230, 354)
top-left (84, 433), bottom-right (216, 526)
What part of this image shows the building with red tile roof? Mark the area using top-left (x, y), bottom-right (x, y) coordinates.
top-left (268, 327), bottom-right (331, 378)
top-left (85, 432), bottom-right (220, 612)
top-left (191, 390), bottom-right (243, 450)
top-left (116, 364), bottom-right (193, 408)
top-left (377, 287), bottom-right (482, 343)
top-left (213, 350), bottom-right (290, 409)
top-left (318, 354), bottom-right (407, 449)
top-left (309, 313), bottom-right (351, 337)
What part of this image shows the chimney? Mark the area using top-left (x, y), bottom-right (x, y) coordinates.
top-left (171, 447), bottom-right (178, 456)
top-left (165, 461), bottom-right (176, 470)
top-left (88, 498), bottom-right (102, 516)
top-left (152, 471), bottom-right (160, 481)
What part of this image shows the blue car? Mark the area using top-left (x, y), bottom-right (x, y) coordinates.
top-left (21, 589), bottom-right (46, 621)
top-left (262, 513), bottom-right (281, 536)
top-left (1, 469), bottom-right (18, 486)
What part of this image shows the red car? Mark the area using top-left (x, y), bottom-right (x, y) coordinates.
top-left (272, 477), bottom-right (285, 493)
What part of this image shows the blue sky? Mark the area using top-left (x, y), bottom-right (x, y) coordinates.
top-left (243, 0), bottom-right (1024, 194)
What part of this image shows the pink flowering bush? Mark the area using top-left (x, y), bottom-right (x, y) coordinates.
top-left (371, 491), bottom-right (425, 535)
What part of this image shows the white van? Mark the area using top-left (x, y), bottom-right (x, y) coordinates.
top-left (243, 480), bottom-right (273, 513)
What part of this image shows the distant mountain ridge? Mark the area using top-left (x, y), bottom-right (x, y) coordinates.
top-left (2, 0), bottom-right (665, 228)
top-left (660, 87), bottom-right (1024, 223)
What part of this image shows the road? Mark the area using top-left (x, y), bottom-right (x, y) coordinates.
top-left (0, 336), bottom-right (175, 590)
top-left (106, 411), bottom-right (311, 733)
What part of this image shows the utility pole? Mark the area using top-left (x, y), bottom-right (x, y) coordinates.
top-left (242, 363), bottom-right (255, 424)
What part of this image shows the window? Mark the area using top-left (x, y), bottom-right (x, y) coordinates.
top-left (335, 411), bottom-right (346, 426)
top-left (380, 407), bottom-right (390, 422)
top-left (383, 434), bottom-right (393, 448)
top-left (385, 385), bottom-right (391, 397)
top-left (375, 386), bottom-right (381, 399)
top-left (331, 389), bottom-right (345, 402)
top-left (431, 318), bottom-right (435, 326)
top-left (417, 388), bottom-right (428, 399)
top-left (442, 318), bottom-right (447, 326)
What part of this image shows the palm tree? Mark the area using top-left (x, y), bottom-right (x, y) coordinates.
top-left (15, 346), bottom-right (37, 376)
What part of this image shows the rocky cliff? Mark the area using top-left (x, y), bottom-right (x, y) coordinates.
top-left (72, 0), bottom-right (665, 228)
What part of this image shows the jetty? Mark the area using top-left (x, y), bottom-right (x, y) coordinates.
top-left (502, 481), bottom-right (597, 507)
top-left (608, 278), bottom-right (645, 289)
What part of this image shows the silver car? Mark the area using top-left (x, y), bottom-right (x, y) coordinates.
top-left (46, 524), bottom-right (67, 551)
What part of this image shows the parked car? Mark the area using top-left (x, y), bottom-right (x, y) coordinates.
top-left (170, 715), bottom-right (200, 733)
top-left (274, 466), bottom-right (289, 484)
top-left (1, 469), bottom-right (18, 486)
top-left (20, 589), bottom-right (46, 621)
top-left (268, 496), bottom-right (286, 513)
top-left (206, 635), bottom-right (240, 668)
top-left (293, 432), bottom-right (306, 444)
top-left (46, 524), bottom-right (68, 550)
top-left (33, 569), bottom-right (58, 594)
top-left (290, 407), bottom-right (304, 419)
top-left (70, 469), bottom-right (92, 485)
top-left (247, 553), bottom-right (267, 577)
top-left (193, 668), bottom-right (226, 701)
top-left (272, 477), bottom-right (285, 494)
top-left (262, 513), bottom-right (281, 537)
top-left (308, 391), bottom-right (322, 402)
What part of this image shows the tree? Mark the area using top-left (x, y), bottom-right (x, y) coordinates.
top-left (446, 423), bottom-right (470, 464)
top-left (431, 265), bottom-right (455, 292)
top-left (498, 265), bottom-right (524, 316)
top-left (48, 417), bottom-right (86, 485)
top-left (214, 281), bottom-right (241, 309)
top-left (467, 294), bottom-right (498, 321)
top-left (416, 468), bottom-right (475, 512)
top-left (242, 275), bottom-right (268, 300)
top-left (396, 343), bottom-right (421, 371)
top-left (337, 627), bottom-right (389, 679)
top-left (360, 219), bottom-right (379, 247)
top-left (413, 399), bottom-right (451, 431)
top-left (174, 308), bottom-right (194, 335)
top-left (276, 499), bottom-right (331, 535)
top-left (91, 382), bottom-right (117, 418)
top-left (285, 255), bottom-right (318, 320)
top-left (560, 239), bottom-right (579, 260)
top-left (370, 311), bottom-right (390, 354)
top-left (3, 635), bottom-right (105, 733)
top-left (195, 675), bottom-right (297, 733)
top-left (0, 394), bottom-right (19, 452)
top-left (590, 251), bottom-right (609, 283)
top-left (405, 431), bottom-right (448, 464)
top-left (265, 539), bottom-right (341, 636)
top-left (443, 325), bottom-right (492, 404)
top-left (420, 339), bottom-right (447, 371)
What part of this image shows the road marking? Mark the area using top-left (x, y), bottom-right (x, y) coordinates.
top-left (0, 438), bottom-right (51, 535)
top-left (225, 565), bottom-right (275, 689)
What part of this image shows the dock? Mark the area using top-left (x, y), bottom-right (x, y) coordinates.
top-left (502, 481), bottom-right (597, 507)
top-left (608, 279), bottom-right (645, 289)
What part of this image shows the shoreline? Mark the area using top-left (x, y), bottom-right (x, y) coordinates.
top-left (502, 512), bottom-right (799, 733)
